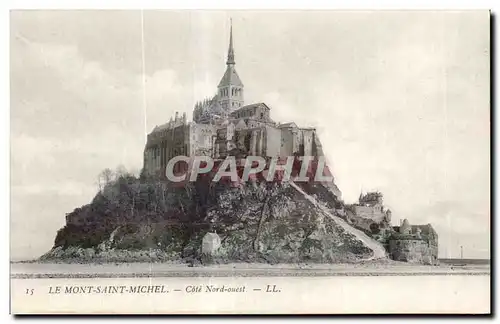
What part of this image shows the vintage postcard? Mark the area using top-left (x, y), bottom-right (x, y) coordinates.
top-left (10, 10), bottom-right (491, 315)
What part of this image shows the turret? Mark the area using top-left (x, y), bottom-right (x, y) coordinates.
top-left (400, 219), bottom-right (412, 235)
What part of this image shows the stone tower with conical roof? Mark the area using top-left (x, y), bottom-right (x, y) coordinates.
top-left (218, 19), bottom-right (244, 112)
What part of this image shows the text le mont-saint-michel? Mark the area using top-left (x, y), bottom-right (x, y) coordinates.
top-left (46, 284), bottom-right (281, 295)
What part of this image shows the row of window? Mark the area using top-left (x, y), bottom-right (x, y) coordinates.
top-left (151, 144), bottom-right (188, 159)
top-left (220, 87), bottom-right (242, 97)
top-left (235, 108), bottom-right (256, 118)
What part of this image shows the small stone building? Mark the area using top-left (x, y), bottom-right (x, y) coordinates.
top-left (345, 192), bottom-right (392, 238)
top-left (389, 220), bottom-right (439, 265)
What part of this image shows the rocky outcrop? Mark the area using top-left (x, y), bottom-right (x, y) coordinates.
top-left (41, 173), bottom-right (386, 264)
top-left (290, 183), bottom-right (386, 260)
top-left (200, 182), bottom-right (376, 263)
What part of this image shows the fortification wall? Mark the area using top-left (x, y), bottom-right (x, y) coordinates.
top-left (312, 131), bottom-right (324, 156)
top-left (280, 128), bottom-right (294, 157)
top-left (302, 129), bottom-right (314, 156)
top-left (389, 239), bottom-right (437, 265)
top-left (190, 124), bottom-right (216, 156)
top-left (265, 126), bottom-right (281, 157)
top-left (352, 205), bottom-right (385, 222)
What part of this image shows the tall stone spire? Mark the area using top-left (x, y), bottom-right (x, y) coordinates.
top-left (218, 18), bottom-right (244, 112)
top-left (226, 19), bottom-right (235, 65)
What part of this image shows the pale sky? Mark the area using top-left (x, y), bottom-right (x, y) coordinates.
top-left (10, 10), bottom-right (490, 260)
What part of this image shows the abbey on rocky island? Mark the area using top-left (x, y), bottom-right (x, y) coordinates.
top-left (140, 21), bottom-right (438, 265)
top-left (142, 22), bottom-right (329, 187)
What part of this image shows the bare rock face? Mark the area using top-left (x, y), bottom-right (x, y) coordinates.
top-left (41, 176), bottom-right (381, 264)
top-left (200, 183), bottom-right (374, 263)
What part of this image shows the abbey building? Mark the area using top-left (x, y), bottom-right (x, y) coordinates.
top-left (142, 23), bottom-right (328, 181)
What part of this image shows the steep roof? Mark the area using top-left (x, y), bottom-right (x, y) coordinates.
top-left (411, 224), bottom-right (437, 237)
top-left (230, 102), bottom-right (270, 115)
top-left (218, 21), bottom-right (243, 88)
top-left (218, 66), bottom-right (244, 87)
top-left (152, 123), bottom-right (169, 132)
top-left (392, 224), bottom-right (438, 239)
top-left (278, 122), bottom-right (298, 129)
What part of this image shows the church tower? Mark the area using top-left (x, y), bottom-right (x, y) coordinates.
top-left (218, 20), bottom-right (244, 112)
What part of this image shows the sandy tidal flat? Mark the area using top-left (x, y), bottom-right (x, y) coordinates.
top-left (10, 261), bottom-right (490, 278)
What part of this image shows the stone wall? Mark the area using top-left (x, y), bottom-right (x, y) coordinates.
top-left (191, 123), bottom-right (216, 156)
top-left (389, 239), bottom-right (437, 265)
top-left (311, 131), bottom-right (324, 157)
top-left (229, 103), bottom-right (270, 121)
top-left (265, 126), bottom-right (282, 157)
top-left (280, 128), bottom-right (294, 157)
top-left (352, 205), bottom-right (385, 222)
top-left (302, 129), bottom-right (314, 156)
top-left (278, 127), bottom-right (317, 157)
top-left (143, 123), bottom-right (191, 176)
